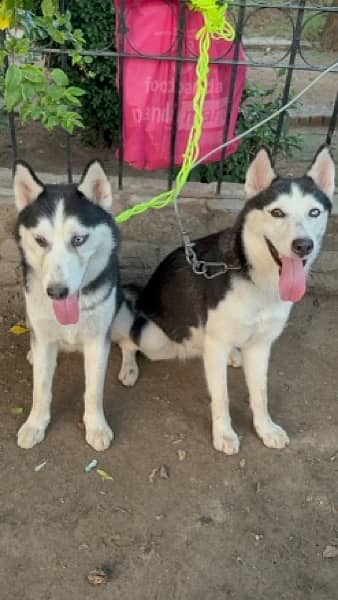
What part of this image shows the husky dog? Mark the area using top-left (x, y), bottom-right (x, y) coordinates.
top-left (113, 146), bottom-right (335, 455)
top-left (13, 160), bottom-right (120, 451)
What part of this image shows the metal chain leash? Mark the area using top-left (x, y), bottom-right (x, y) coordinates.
top-left (175, 196), bottom-right (242, 279)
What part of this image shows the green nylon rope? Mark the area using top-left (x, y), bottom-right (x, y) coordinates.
top-left (115, 1), bottom-right (234, 224)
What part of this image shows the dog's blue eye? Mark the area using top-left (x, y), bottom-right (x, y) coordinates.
top-left (270, 208), bottom-right (286, 218)
top-left (309, 208), bottom-right (321, 218)
top-left (35, 236), bottom-right (48, 248)
top-left (71, 234), bottom-right (88, 247)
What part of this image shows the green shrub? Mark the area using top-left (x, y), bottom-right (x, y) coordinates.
top-left (65, 0), bottom-right (118, 145)
top-left (0, 0), bottom-right (86, 133)
top-left (192, 79), bottom-right (302, 184)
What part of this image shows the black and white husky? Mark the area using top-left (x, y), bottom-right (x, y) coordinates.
top-left (113, 146), bottom-right (335, 455)
top-left (13, 160), bottom-right (121, 451)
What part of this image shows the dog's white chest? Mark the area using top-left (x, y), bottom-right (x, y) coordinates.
top-left (206, 278), bottom-right (292, 348)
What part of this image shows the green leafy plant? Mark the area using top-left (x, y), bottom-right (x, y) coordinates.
top-left (0, 0), bottom-right (88, 133)
top-left (302, 13), bottom-right (326, 43)
top-left (64, 0), bottom-right (118, 146)
top-left (192, 79), bottom-right (303, 184)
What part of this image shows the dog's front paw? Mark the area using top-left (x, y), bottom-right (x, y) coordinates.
top-left (17, 419), bottom-right (47, 449)
top-left (257, 421), bottom-right (290, 449)
top-left (85, 424), bottom-right (114, 452)
top-left (213, 424), bottom-right (240, 455)
top-left (118, 363), bottom-right (139, 387)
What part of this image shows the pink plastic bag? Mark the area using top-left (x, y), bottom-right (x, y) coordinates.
top-left (115, 1), bottom-right (247, 170)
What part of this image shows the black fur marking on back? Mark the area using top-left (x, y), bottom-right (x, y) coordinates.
top-left (133, 229), bottom-right (246, 343)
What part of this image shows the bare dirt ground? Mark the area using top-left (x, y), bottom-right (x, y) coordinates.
top-left (0, 293), bottom-right (338, 600)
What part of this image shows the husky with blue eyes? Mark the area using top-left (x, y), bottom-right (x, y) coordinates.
top-left (13, 160), bottom-right (121, 451)
top-left (113, 146), bottom-right (335, 455)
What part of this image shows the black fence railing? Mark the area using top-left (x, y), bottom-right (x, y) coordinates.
top-left (6, 1), bottom-right (338, 192)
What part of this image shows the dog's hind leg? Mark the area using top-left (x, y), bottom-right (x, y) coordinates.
top-left (83, 336), bottom-right (114, 452)
top-left (17, 339), bottom-right (57, 449)
top-left (118, 340), bottom-right (139, 387)
top-left (133, 318), bottom-right (178, 361)
top-left (228, 348), bottom-right (242, 368)
top-left (203, 336), bottom-right (240, 455)
top-left (242, 342), bottom-right (289, 449)
top-left (119, 318), bottom-right (177, 385)
top-left (116, 311), bottom-right (178, 386)
top-left (112, 301), bottom-right (140, 387)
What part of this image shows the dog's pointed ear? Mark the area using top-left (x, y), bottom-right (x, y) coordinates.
top-left (244, 147), bottom-right (277, 199)
top-left (306, 145), bottom-right (335, 201)
top-left (13, 161), bottom-right (44, 212)
top-left (78, 160), bottom-right (112, 212)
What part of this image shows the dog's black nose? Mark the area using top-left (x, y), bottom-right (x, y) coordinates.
top-left (291, 238), bottom-right (314, 258)
top-left (47, 285), bottom-right (69, 300)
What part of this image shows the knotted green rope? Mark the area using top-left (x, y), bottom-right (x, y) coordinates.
top-left (116, 1), bottom-right (234, 224)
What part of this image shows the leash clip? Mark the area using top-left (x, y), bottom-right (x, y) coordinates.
top-left (182, 231), bottom-right (240, 280)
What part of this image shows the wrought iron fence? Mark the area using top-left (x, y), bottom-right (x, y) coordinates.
top-left (6, 0), bottom-right (338, 192)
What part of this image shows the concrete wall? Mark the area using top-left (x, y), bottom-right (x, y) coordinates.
top-left (1, 168), bottom-right (337, 316)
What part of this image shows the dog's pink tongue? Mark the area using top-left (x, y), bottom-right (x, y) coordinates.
top-left (52, 294), bottom-right (79, 325)
top-left (279, 257), bottom-right (306, 302)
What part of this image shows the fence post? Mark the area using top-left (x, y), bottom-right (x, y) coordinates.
top-left (60, 0), bottom-right (73, 182)
top-left (117, 0), bottom-right (127, 190)
top-left (271, 0), bottom-right (306, 161)
top-left (167, 1), bottom-right (186, 190)
top-left (216, 0), bottom-right (246, 194)
top-left (1, 30), bottom-right (18, 161)
top-left (326, 90), bottom-right (338, 146)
